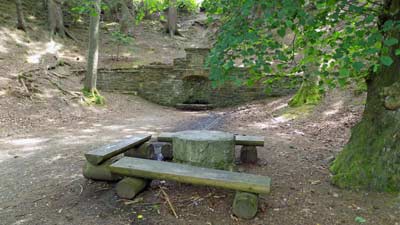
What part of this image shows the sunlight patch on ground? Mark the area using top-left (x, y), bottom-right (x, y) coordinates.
top-left (323, 100), bottom-right (344, 117)
top-left (103, 125), bottom-right (127, 131)
top-left (5, 137), bottom-right (49, 146)
top-left (26, 40), bottom-right (63, 64)
top-left (81, 128), bottom-right (98, 133)
top-left (0, 137), bottom-right (49, 162)
top-left (0, 89), bottom-right (7, 96)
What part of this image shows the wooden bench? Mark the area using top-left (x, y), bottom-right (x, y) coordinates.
top-left (157, 132), bottom-right (265, 146)
top-left (110, 157), bottom-right (271, 194)
top-left (85, 134), bottom-right (152, 165)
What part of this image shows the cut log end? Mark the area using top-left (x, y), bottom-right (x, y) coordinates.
top-left (232, 191), bottom-right (259, 219)
top-left (116, 177), bottom-right (149, 199)
top-left (82, 158), bottom-right (121, 181)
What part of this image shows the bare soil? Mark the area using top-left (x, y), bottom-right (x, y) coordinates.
top-left (0, 3), bottom-right (399, 225)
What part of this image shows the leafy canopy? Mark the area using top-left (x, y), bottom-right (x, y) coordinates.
top-left (205, 0), bottom-right (400, 89)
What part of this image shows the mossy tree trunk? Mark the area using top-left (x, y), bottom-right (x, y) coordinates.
top-left (330, 0), bottom-right (400, 192)
top-left (288, 64), bottom-right (321, 107)
top-left (85, 0), bottom-right (101, 92)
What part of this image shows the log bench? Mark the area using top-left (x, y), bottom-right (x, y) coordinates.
top-left (85, 134), bottom-right (152, 165)
top-left (110, 157), bottom-right (271, 219)
top-left (157, 132), bottom-right (264, 163)
top-left (83, 132), bottom-right (270, 219)
top-left (83, 134), bottom-right (151, 181)
top-left (110, 157), bottom-right (271, 194)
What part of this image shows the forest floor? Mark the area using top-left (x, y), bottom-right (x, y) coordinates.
top-left (1, 3), bottom-right (400, 225)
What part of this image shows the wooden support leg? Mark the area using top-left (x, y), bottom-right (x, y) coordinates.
top-left (116, 177), bottom-right (150, 199)
top-left (232, 191), bottom-right (259, 219)
top-left (240, 146), bottom-right (258, 163)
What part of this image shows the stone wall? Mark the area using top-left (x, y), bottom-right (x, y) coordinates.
top-left (97, 48), bottom-right (300, 107)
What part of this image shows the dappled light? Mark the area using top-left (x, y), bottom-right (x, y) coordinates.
top-left (26, 40), bottom-right (63, 64)
top-left (0, 0), bottom-right (399, 224)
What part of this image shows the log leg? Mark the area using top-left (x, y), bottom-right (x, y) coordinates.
top-left (240, 146), bottom-right (258, 163)
top-left (83, 158), bottom-right (122, 181)
top-left (116, 177), bottom-right (150, 199)
top-left (232, 191), bottom-right (259, 219)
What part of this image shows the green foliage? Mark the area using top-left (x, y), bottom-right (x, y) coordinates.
top-left (70, 0), bottom-right (108, 16)
top-left (111, 31), bottom-right (134, 60)
top-left (134, 0), bottom-right (198, 22)
top-left (205, 0), bottom-right (400, 93)
top-left (355, 216), bottom-right (366, 223)
top-left (176, 0), bottom-right (198, 13)
top-left (135, 0), bottom-right (168, 22)
top-left (82, 88), bottom-right (105, 105)
top-left (111, 31), bottom-right (134, 45)
top-left (288, 80), bottom-right (321, 107)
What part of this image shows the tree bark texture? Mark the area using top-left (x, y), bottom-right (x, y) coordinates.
top-left (48, 0), bottom-right (65, 38)
top-left (16, 0), bottom-right (27, 31)
top-left (167, 0), bottom-right (177, 37)
top-left (330, 0), bottom-right (400, 192)
top-left (85, 0), bottom-right (101, 91)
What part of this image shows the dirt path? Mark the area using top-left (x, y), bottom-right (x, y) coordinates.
top-left (1, 91), bottom-right (399, 225)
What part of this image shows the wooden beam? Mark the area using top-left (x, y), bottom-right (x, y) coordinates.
top-left (157, 132), bottom-right (265, 146)
top-left (235, 135), bottom-right (264, 146)
top-left (110, 157), bottom-right (271, 194)
top-left (85, 134), bottom-right (151, 165)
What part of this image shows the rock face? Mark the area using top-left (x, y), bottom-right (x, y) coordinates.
top-left (172, 130), bottom-right (235, 170)
top-left (96, 48), bottom-right (299, 107)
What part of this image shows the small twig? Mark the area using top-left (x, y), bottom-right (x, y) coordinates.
top-left (17, 76), bottom-right (33, 100)
top-left (78, 184), bottom-right (84, 195)
top-left (32, 196), bottom-right (46, 203)
top-left (160, 187), bottom-right (178, 218)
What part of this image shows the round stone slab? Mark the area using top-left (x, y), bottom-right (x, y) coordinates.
top-left (172, 130), bottom-right (235, 170)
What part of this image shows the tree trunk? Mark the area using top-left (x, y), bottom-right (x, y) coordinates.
top-left (167, 0), bottom-right (177, 37)
top-left (84, 0), bottom-right (101, 92)
top-left (119, 0), bottom-right (135, 36)
top-left (289, 64), bottom-right (321, 107)
top-left (16, 0), bottom-right (27, 31)
top-left (330, 0), bottom-right (400, 192)
top-left (48, 0), bottom-right (65, 38)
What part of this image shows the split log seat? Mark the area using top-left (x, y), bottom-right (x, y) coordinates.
top-left (109, 157), bottom-right (271, 194)
top-left (83, 134), bottom-right (151, 181)
top-left (85, 134), bottom-right (152, 165)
